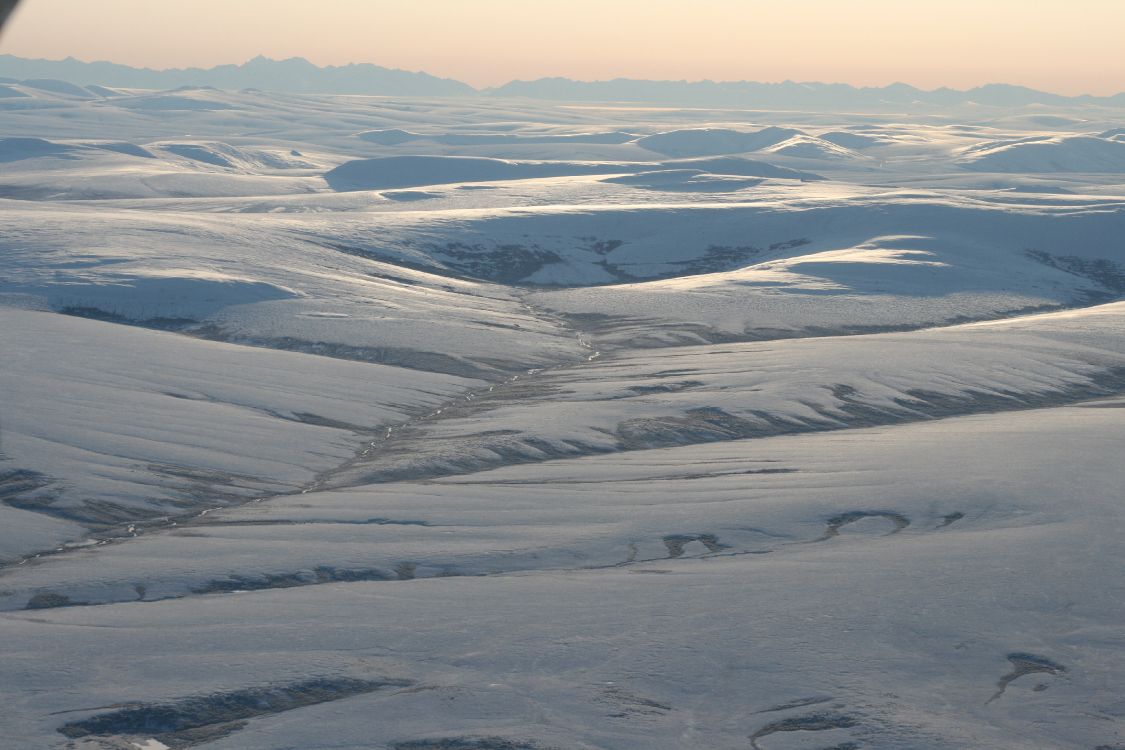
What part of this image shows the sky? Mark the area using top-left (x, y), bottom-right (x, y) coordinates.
top-left (2, 0), bottom-right (1124, 95)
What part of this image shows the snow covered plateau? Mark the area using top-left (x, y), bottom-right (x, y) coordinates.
top-left (0, 81), bottom-right (1123, 749)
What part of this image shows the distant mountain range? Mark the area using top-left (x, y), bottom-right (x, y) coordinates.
top-left (489, 78), bottom-right (1125, 109)
top-left (2, 54), bottom-right (1123, 109)
top-left (0, 54), bottom-right (473, 97)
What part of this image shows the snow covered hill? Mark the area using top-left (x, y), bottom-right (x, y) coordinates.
top-left (961, 134), bottom-right (1125, 172)
top-left (0, 82), bottom-right (1123, 750)
top-left (0, 308), bottom-right (481, 548)
top-left (325, 303), bottom-right (1125, 485)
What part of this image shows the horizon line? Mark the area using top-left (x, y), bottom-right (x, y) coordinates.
top-left (4, 52), bottom-right (1123, 101)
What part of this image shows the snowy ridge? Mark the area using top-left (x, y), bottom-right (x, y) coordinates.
top-left (960, 134), bottom-right (1125, 172)
top-left (327, 303), bottom-right (1125, 484)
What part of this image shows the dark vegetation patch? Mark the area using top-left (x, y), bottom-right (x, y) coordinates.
top-left (811, 510), bottom-right (910, 543)
top-left (58, 676), bottom-right (409, 747)
top-left (1027, 250), bottom-right (1125, 295)
top-left (193, 562), bottom-right (463, 594)
top-left (0, 468), bottom-right (54, 502)
top-left (58, 306), bottom-right (199, 331)
top-left (432, 242), bottom-right (565, 284)
top-left (355, 366), bottom-right (1125, 485)
top-left (25, 592), bottom-right (83, 610)
top-left (321, 233), bottom-right (809, 288)
top-left (202, 516), bottom-right (432, 528)
top-left (662, 533), bottom-right (727, 558)
top-left (393, 738), bottom-right (550, 750)
top-left (750, 713), bottom-right (860, 750)
top-left (625, 380), bottom-right (705, 395)
top-left (193, 566), bottom-right (395, 593)
top-left (987, 653), bottom-right (1067, 704)
top-left (937, 511), bottom-right (965, 528)
top-left (756, 696), bottom-right (834, 713)
top-left (600, 685), bottom-right (672, 717)
top-left (617, 370), bottom-right (1125, 452)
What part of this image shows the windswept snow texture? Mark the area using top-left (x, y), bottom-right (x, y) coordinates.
top-left (961, 134), bottom-right (1125, 172)
top-left (324, 154), bottom-right (819, 191)
top-left (0, 308), bottom-right (481, 533)
top-left (1, 82), bottom-right (1124, 750)
top-left (633, 126), bottom-right (802, 156)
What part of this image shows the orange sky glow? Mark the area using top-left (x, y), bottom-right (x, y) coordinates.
top-left (3, 0), bottom-right (1123, 95)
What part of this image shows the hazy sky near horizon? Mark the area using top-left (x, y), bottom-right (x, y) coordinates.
top-left (3, 0), bottom-right (1124, 95)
